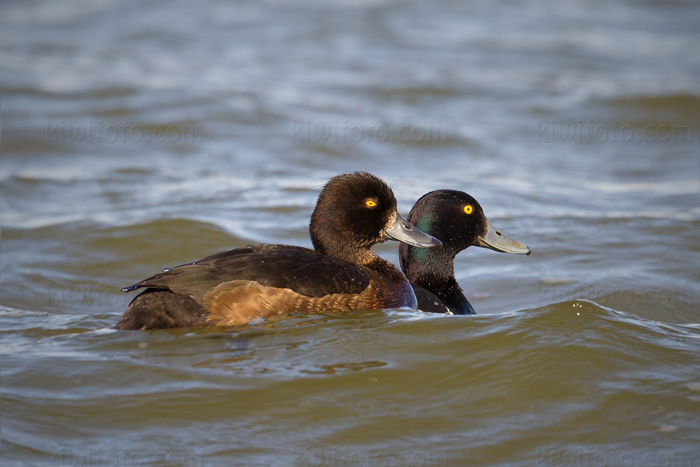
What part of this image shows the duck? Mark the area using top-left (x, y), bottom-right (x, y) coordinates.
top-left (115, 172), bottom-right (441, 330)
top-left (399, 190), bottom-right (531, 315)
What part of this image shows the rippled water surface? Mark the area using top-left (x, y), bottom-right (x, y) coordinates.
top-left (2, 0), bottom-right (700, 466)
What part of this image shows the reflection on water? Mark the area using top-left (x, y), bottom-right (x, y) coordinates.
top-left (1, 0), bottom-right (699, 465)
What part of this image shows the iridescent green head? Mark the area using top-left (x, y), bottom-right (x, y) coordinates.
top-left (399, 190), bottom-right (530, 277)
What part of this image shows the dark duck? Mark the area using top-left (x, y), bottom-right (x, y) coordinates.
top-left (399, 190), bottom-right (530, 315)
top-left (116, 172), bottom-right (441, 330)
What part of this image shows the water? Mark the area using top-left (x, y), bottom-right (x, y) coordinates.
top-left (1, 0), bottom-right (699, 465)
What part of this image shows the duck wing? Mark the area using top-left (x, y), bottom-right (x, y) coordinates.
top-left (121, 244), bottom-right (370, 301)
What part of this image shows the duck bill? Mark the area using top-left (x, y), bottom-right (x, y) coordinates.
top-left (476, 219), bottom-right (531, 255)
top-left (384, 213), bottom-right (442, 248)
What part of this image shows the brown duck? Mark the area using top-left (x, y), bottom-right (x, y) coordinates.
top-left (116, 172), bottom-right (440, 330)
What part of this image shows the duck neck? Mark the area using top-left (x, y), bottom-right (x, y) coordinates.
top-left (335, 245), bottom-right (383, 267)
top-left (402, 246), bottom-right (475, 315)
top-left (310, 228), bottom-right (380, 266)
top-left (402, 244), bottom-right (455, 282)
top-left (428, 278), bottom-right (475, 315)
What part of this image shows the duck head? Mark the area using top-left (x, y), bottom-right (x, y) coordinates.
top-left (310, 172), bottom-right (441, 261)
top-left (400, 189), bottom-right (530, 275)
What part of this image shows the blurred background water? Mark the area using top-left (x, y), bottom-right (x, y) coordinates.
top-left (1, 0), bottom-right (699, 466)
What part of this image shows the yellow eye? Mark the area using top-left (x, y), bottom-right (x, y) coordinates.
top-left (463, 205), bottom-right (473, 215)
top-left (365, 199), bottom-right (377, 208)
